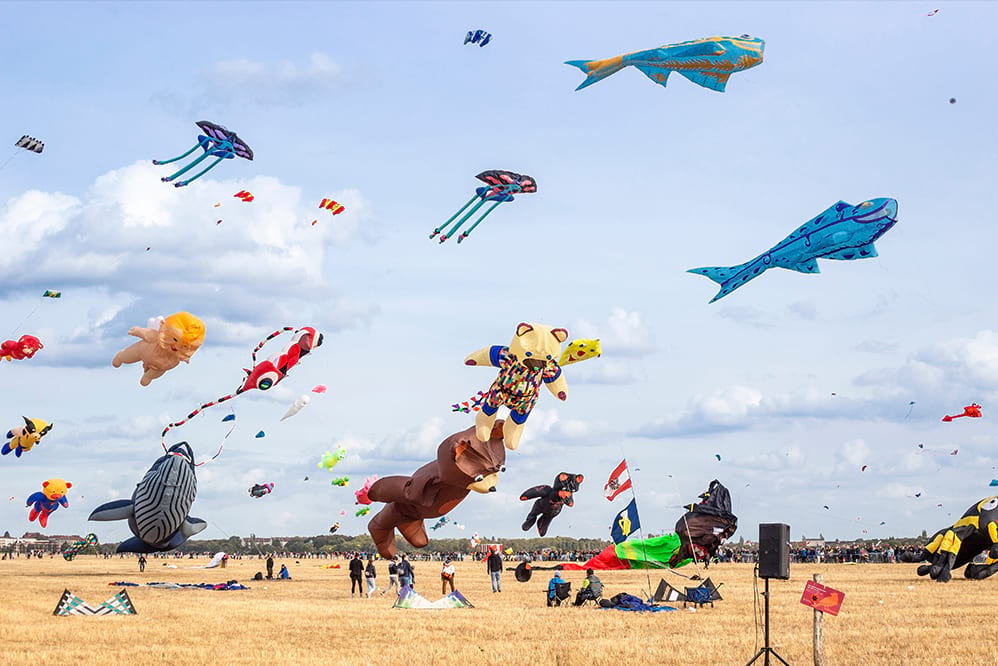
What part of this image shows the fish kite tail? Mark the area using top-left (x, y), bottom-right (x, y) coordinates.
top-left (942, 415), bottom-right (954, 422)
top-left (687, 260), bottom-right (757, 303)
top-left (565, 57), bottom-right (627, 91)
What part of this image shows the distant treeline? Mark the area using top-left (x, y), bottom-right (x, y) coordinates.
top-left (93, 532), bottom-right (933, 556)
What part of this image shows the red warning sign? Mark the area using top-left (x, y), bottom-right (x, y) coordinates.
top-left (800, 580), bottom-right (844, 616)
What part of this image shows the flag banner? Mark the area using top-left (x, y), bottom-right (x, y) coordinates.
top-left (604, 459), bottom-right (632, 501)
top-left (610, 498), bottom-right (640, 544)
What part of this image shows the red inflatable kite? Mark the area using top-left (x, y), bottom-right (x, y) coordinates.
top-left (942, 403), bottom-right (982, 422)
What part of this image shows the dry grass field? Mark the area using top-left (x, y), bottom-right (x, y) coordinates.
top-left (1, 556), bottom-right (997, 665)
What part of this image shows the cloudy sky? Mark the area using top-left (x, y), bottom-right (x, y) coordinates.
top-left (1, 1), bottom-right (995, 545)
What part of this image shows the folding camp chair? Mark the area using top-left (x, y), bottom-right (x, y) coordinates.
top-left (547, 582), bottom-right (572, 607)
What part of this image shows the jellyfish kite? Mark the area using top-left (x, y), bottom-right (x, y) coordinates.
top-left (429, 170), bottom-right (537, 244)
top-left (153, 120), bottom-right (253, 188)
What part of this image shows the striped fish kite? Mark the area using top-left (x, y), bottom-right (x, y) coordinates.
top-left (89, 442), bottom-right (207, 553)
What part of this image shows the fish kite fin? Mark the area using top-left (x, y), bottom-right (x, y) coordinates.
top-left (88, 499), bottom-right (134, 522)
top-left (687, 260), bottom-right (762, 303)
top-left (678, 70), bottom-right (731, 92)
top-left (565, 58), bottom-right (627, 91)
top-left (116, 537), bottom-right (160, 554)
top-left (687, 264), bottom-right (743, 285)
top-left (822, 243), bottom-right (879, 261)
top-left (787, 258), bottom-right (820, 273)
top-left (635, 65), bottom-right (672, 88)
top-left (181, 516), bottom-right (208, 538)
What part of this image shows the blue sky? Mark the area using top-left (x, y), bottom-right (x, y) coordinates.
top-left (1, 1), bottom-right (996, 545)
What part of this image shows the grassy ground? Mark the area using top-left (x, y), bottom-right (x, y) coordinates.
top-left (1, 556), bottom-right (996, 665)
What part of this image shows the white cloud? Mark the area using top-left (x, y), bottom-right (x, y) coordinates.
top-left (572, 308), bottom-right (656, 357)
top-left (718, 305), bottom-right (773, 329)
top-left (0, 162), bottom-right (378, 365)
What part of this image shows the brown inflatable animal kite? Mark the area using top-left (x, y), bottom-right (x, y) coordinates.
top-left (358, 422), bottom-right (507, 558)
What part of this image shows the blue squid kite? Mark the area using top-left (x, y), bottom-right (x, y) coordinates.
top-left (689, 198), bottom-right (899, 303)
top-left (154, 121), bottom-right (253, 187)
top-left (430, 170), bottom-right (537, 244)
top-left (566, 35), bottom-right (764, 93)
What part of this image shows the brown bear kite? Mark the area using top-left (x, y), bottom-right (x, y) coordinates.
top-left (357, 422), bottom-right (507, 559)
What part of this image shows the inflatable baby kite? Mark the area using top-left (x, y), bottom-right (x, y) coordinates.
top-left (465, 322), bottom-right (568, 450)
top-left (113, 312), bottom-right (205, 386)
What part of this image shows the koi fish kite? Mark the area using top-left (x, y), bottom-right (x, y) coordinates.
top-left (689, 198), bottom-right (899, 302)
top-left (566, 35), bottom-right (764, 93)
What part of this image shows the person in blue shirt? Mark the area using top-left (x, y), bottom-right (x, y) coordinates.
top-left (547, 571), bottom-right (567, 606)
top-left (279, 564), bottom-right (290, 580)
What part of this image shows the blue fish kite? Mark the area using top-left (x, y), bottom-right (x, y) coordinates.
top-left (566, 35), bottom-right (764, 92)
top-left (465, 30), bottom-right (491, 47)
top-left (689, 198), bottom-right (899, 303)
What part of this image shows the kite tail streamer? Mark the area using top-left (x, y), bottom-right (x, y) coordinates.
top-left (250, 327), bottom-right (297, 364)
top-left (161, 398), bottom-right (237, 466)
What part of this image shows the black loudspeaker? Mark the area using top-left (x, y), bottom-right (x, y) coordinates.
top-left (758, 523), bottom-right (790, 579)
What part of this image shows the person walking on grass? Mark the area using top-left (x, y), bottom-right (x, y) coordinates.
top-left (381, 556), bottom-right (400, 597)
top-left (486, 549), bottom-right (502, 592)
top-left (349, 553), bottom-right (364, 597)
top-left (397, 552), bottom-right (414, 589)
top-left (365, 556), bottom-right (377, 598)
top-left (441, 558), bottom-right (456, 595)
top-left (138, 555), bottom-right (146, 572)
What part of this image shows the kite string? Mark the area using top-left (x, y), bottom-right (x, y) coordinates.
top-left (622, 458), bottom-right (655, 601)
top-left (0, 147), bottom-right (20, 175)
top-left (667, 474), bottom-right (704, 576)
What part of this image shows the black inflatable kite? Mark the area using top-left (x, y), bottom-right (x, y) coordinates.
top-left (900, 496), bottom-right (998, 582)
top-left (520, 472), bottom-right (583, 537)
top-left (673, 479), bottom-right (738, 567)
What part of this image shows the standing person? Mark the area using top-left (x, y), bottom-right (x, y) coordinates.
top-left (266, 555), bottom-right (274, 579)
top-left (138, 555), bottom-right (146, 573)
top-left (365, 556), bottom-right (377, 598)
top-left (397, 552), bottom-right (414, 589)
top-left (441, 558), bottom-right (456, 595)
top-left (221, 553), bottom-right (228, 569)
top-left (349, 553), bottom-right (364, 597)
top-left (486, 549), bottom-right (503, 593)
top-left (381, 557), bottom-right (399, 597)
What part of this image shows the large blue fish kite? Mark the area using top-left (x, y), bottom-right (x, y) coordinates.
top-left (89, 441), bottom-right (207, 553)
top-left (689, 198), bottom-right (899, 303)
top-left (566, 35), bottom-right (764, 92)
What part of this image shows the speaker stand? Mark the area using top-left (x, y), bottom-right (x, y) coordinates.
top-left (745, 578), bottom-right (790, 666)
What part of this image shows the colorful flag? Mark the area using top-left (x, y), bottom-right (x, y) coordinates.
top-left (604, 459), bottom-right (632, 501)
top-left (42, 290), bottom-right (61, 298)
top-left (610, 499), bottom-right (640, 544)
